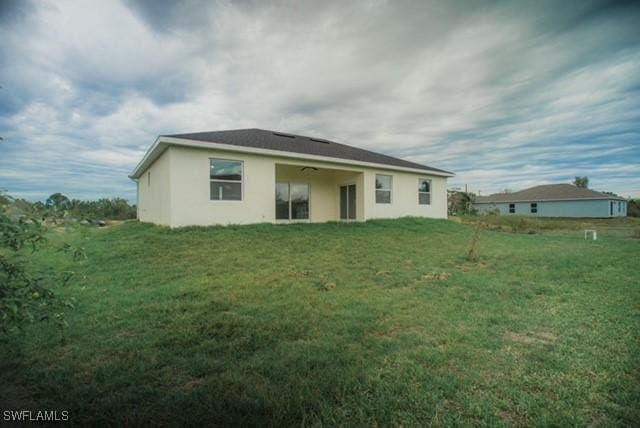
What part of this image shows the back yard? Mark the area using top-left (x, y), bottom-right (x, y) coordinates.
top-left (1, 217), bottom-right (639, 426)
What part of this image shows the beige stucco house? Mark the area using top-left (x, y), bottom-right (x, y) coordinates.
top-left (129, 129), bottom-right (454, 227)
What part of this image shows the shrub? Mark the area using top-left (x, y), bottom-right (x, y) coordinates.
top-left (0, 194), bottom-right (81, 337)
top-left (466, 222), bottom-right (484, 261)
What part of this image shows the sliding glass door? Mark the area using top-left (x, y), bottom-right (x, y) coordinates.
top-left (340, 184), bottom-right (356, 220)
top-left (290, 184), bottom-right (310, 219)
top-left (276, 182), bottom-right (309, 220)
top-left (276, 183), bottom-right (290, 220)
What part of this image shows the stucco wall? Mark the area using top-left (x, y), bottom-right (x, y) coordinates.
top-left (474, 199), bottom-right (627, 218)
top-left (138, 145), bottom-right (449, 227)
top-left (137, 148), bottom-right (172, 226)
top-left (364, 171), bottom-right (448, 220)
top-left (169, 146), bottom-right (276, 227)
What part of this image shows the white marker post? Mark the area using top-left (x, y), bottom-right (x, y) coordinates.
top-left (584, 229), bottom-right (597, 240)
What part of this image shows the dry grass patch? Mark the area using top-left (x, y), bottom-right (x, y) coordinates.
top-left (421, 272), bottom-right (450, 282)
top-left (506, 330), bottom-right (558, 346)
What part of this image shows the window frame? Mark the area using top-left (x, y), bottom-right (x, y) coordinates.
top-left (375, 174), bottom-right (393, 204)
top-left (209, 158), bottom-right (244, 202)
top-left (275, 181), bottom-right (311, 222)
top-left (418, 178), bottom-right (431, 206)
top-left (530, 203), bottom-right (537, 213)
top-left (509, 203), bottom-right (516, 214)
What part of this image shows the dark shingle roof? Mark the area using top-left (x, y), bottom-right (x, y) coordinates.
top-left (163, 128), bottom-right (452, 175)
top-left (475, 184), bottom-right (626, 203)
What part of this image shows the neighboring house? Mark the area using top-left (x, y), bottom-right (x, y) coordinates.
top-left (129, 129), bottom-right (454, 227)
top-left (474, 184), bottom-right (628, 218)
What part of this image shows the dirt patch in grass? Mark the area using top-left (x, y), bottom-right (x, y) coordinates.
top-left (506, 330), bottom-right (558, 346)
top-left (498, 408), bottom-right (531, 427)
top-left (421, 272), bottom-right (450, 282)
top-left (323, 282), bottom-right (337, 291)
top-left (368, 325), bottom-right (402, 339)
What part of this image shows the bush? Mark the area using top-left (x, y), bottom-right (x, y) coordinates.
top-left (0, 194), bottom-right (82, 337)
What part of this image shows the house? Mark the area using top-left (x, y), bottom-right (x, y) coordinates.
top-left (473, 184), bottom-right (628, 218)
top-left (129, 129), bottom-right (454, 227)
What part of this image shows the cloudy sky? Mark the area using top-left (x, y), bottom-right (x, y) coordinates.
top-left (1, 0), bottom-right (639, 201)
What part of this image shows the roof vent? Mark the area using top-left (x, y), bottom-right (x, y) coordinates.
top-left (310, 137), bottom-right (330, 144)
top-left (273, 132), bottom-right (295, 139)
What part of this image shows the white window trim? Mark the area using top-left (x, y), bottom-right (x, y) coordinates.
top-left (375, 174), bottom-right (393, 204)
top-left (275, 181), bottom-right (311, 222)
top-left (209, 158), bottom-right (244, 202)
top-left (418, 178), bottom-right (432, 206)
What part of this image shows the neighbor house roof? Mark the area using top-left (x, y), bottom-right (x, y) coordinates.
top-left (130, 128), bottom-right (454, 178)
top-left (475, 184), bottom-right (627, 203)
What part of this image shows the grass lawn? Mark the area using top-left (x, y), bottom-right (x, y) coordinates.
top-left (1, 217), bottom-right (639, 426)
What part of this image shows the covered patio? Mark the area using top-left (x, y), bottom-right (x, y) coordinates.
top-left (275, 163), bottom-right (364, 222)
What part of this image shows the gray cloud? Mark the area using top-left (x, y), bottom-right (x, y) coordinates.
top-left (1, 0), bottom-right (639, 201)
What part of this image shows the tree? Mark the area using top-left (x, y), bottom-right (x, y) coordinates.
top-left (573, 176), bottom-right (589, 188)
top-left (628, 199), bottom-right (639, 217)
top-left (1, 192), bottom-right (82, 337)
top-left (447, 190), bottom-right (477, 215)
top-left (45, 192), bottom-right (70, 210)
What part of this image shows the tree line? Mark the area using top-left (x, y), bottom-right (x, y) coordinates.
top-left (0, 192), bottom-right (137, 222)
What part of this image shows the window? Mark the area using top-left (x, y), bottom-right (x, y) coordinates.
top-left (210, 159), bottom-right (243, 200)
top-left (530, 203), bottom-right (537, 213)
top-left (276, 182), bottom-right (309, 220)
top-left (418, 179), bottom-right (431, 205)
top-left (618, 201), bottom-right (621, 213)
top-left (375, 174), bottom-right (392, 204)
top-left (509, 203), bottom-right (515, 214)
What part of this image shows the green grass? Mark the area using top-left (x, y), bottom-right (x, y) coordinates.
top-left (1, 218), bottom-right (639, 426)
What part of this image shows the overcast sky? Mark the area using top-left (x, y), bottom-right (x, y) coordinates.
top-left (1, 0), bottom-right (639, 201)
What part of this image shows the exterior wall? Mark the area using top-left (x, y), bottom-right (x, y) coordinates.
top-left (363, 170), bottom-right (448, 220)
top-left (137, 148), bottom-right (172, 226)
top-left (609, 200), bottom-right (628, 217)
top-left (474, 199), bottom-right (627, 218)
top-left (139, 145), bottom-right (449, 227)
top-left (169, 146), bottom-right (276, 227)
